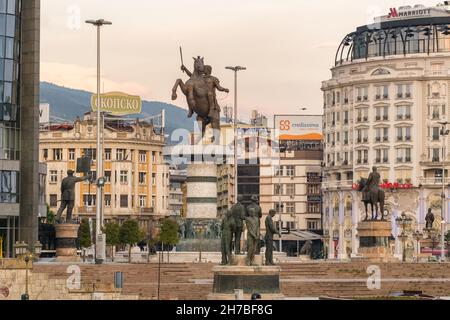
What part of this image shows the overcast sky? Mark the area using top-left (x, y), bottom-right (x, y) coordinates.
top-left (41, 0), bottom-right (438, 121)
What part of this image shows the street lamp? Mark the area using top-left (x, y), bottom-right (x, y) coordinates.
top-left (413, 230), bottom-right (423, 262)
top-left (225, 66), bottom-right (246, 205)
top-left (86, 18), bottom-right (112, 264)
top-left (396, 213), bottom-right (413, 262)
top-left (439, 121), bottom-right (449, 262)
top-left (13, 241), bottom-right (43, 300)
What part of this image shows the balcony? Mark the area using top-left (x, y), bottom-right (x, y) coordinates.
top-left (405, 157), bottom-right (412, 162)
top-left (405, 114), bottom-right (411, 120)
top-left (375, 158), bottom-right (381, 163)
top-left (383, 158), bottom-right (389, 163)
top-left (397, 136), bottom-right (403, 142)
top-left (375, 137), bottom-right (381, 142)
top-left (363, 96), bottom-right (368, 101)
top-left (363, 138), bottom-right (368, 143)
top-left (357, 96), bottom-right (362, 102)
top-left (405, 92), bottom-right (411, 98)
top-left (375, 94), bottom-right (381, 100)
top-left (363, 117), bottom-right (368, 121)
top-left (405, 136), bottom-right (411, 142)
top-left (432, 136), bottom-right (440, 141)
top-left (383, 137), bottom-right (389, 142)
top-left (344, 98), bottom-right (349, 104)
top-left (342, 160), bottom-right (349, 165)
top-left (344, 119), bottom-right (349, 125)
top-left (375, 115), bottom-right (381, 121)
top-left (383, 115), bottom-right (389, 121)
top-left (397, 115), bottom-right (404, 120)
top-left (383, 94), bottom-right (389, 99)
top-left (397, 93), bottom-right (403, 99)
top-left (432, 157), bottom-right (440, 163)
top-left (432, 113), bottom-right (441, 120)
top-left (356, 138), bottom-right (362, 143)
top-left (357, 159), bottom-right (362, 164)
top-left (344, 140), bottom-right (349, 145)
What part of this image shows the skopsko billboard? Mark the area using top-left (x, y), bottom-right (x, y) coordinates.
top-left (91, 92), bottom-right (142, 116)
top-left (274, 115), bottom-right (323, 141)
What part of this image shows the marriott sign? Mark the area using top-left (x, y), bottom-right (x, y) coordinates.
top-left (387, 7), bottom-right (432, 19)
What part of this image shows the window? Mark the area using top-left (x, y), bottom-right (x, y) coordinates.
top-left (152, 151), bottom-right (156, 163)
top-left (105, 149), bottom-right (112, 161)
top-left (286, 202), bottom-right (295, 214)
top-left (356, 87), bottom-right (368, 101)
top-left (83, 195), bottom-right (96, 207)
top-left (139, 196), bottom-right (147, 208)
top-left (49, 194), bottom-right (58, 207)
top-left (285, 165), bottom-right (295, 177)
top-left (397, 105), bottom-right (412, 120)
top-left (397, 148), bottom-right (412, 163)
top-left (116, 149), bottom-right (126, 161)
top-left (82, 148), bottom-right (96, 160)
top-left (274, 184), bottom-right (282, 195)
top-left (104, 171), bottom-right (111, 183)
top-left (375, 85), bottom-right (389, 99)
top-left (43, 149), bottom-right (48, 160)
top-left (120, 171), bottom-right (128, 184)
top-left (50, 170), bottom-right (58, 183)
top-left (105, 195), bottom-right (111, 208)
top-left (120, 195), bottom-right (128, 208)
top-left (53, 149), bottom-right (63, 161)
top-left (286, 184), bottom-right (295, 195)
top-left (152, 173), bottom-right (156, 186)
top-left (397, 84), bottom-right (412, 98)
top-left (307, 203), bottom-right (321, 214)
top-left (139, 172), bottom-right (147, 185)
top-left (376, 149), bottom-right (389, 163)
top-left (307, 219), bottom-right (320, 231)
top-left (432, 127), bottom-right (440, 141)
top-left (139, 151), bottom-right (147, 163)
top-left (68, 149), bottom-right (75, 161)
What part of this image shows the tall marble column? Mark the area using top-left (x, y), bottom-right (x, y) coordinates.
top-left (338, 191), bottom-right (345, 260)
top-left (351, 191), bottom-right (359, 256)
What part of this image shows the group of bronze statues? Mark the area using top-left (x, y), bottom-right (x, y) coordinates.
top-left (221, 195), bottom-right (281, 266)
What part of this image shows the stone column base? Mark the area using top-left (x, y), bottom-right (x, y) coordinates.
top-left (55, 223), bottom-right (81, 263)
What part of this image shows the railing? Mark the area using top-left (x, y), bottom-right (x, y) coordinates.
top-left (419, 178), bottom-right (450, 185)
top-left (322, 180), bottom-right (354, 189)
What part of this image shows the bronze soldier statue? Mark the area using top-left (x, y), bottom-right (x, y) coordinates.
top-left (247, 195), bottom-right (263, 254)
top-left (220, 210), bottom-right (235, 265)
top-left (361, 167), bottom-right (385, 220)
top-left (425, 208), bottom-right (435, 230)
top-left (231, 195), bottom-right (247, 255)
top-left (173, 55), bottom-right (228, 143)
top-left (56, 170), bottom-right (91, 224)
top-left (265, 209), bottom-right (281, 265)
top-left (245, 206), bottom-right (260, 266)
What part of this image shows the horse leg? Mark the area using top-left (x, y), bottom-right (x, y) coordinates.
top-left (171, 79), bottom-right (182, 100)
top-left (172, 80), bottom-right (195, 118)
top-left (364, 203), bottom-right (368, 221)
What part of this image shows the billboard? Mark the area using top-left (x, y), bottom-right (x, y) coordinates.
top-left (274, 115), bottom-right (323, 141)
top-left (91, 92), bottom-right (142, 116)
top-left (39, 103), bottom-right (50, 124)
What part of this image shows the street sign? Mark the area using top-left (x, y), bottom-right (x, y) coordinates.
top-left (91, 92), bottom-right (142, 116)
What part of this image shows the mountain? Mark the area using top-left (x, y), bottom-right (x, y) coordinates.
top-left (39, 82), bottom-right (195, 142)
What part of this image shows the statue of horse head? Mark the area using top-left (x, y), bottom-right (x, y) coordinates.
top-left (193, 56), bottom-right (205, 74)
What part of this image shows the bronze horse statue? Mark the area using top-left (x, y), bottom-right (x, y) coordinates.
top-left (357, 178), bottom-right (386, 221)
top-left (172, 56), bottom-right (221, 143)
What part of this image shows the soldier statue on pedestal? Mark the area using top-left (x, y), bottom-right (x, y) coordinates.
top-left (220, 210), bottom-right (235, 265)
top-left (231, 195), bottom-right (247, 255)
top-left (265, 209), bottom-right (281, 265)
top-left (425, 208), bottom-right (435, 231)
top-left (55, 170), bottom-right (91, 224)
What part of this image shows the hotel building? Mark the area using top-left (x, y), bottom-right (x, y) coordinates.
top-left (322, 3), bottom-right (450, 259)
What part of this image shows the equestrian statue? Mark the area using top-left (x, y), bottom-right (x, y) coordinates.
top-left (357, 167), bottom-right (386, 221)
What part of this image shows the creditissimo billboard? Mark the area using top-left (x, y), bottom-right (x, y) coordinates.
top-left (274, 115), bottom-right (323, 141)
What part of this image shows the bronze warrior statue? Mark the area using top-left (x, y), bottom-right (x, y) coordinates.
top-left (231, 195), bottom-right (247, 255)
top-left (245, 205), bottom-right (260, 266)
top-left (265, 209), bottom-right (281, 265)
top-left (358, 167), bottom-right (385, 221)
top-left (56, 170), bottom-right (91, 224)
top-left (221, 210), bottom-right (235, 265)
top-left (247, 195), bottom-right (263, 254)
top-left (172, 55), bottom-right (229, 143)
top-left (425, 208), bottom-right (435, 230)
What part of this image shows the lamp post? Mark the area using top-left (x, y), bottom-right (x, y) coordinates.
top-left (413, 230), bottom-right (423, 262)
top-left (396, 213), bottom-right (413, 262)
top-left (13, 241), bottom-right (42, 300)
top-left (439, 121), bottom-right (449, 262)
top-left (86, 19), bottom-right (112, 264)
top-left (225, 66), bottom-right (246, 204)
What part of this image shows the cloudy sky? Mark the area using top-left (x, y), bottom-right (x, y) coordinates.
top-left (41, 0), bottom-right (438, 121)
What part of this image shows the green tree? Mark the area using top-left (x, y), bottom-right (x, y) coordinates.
top-left (103, 222), bottom-right (120, 261)
top-left (79, 218), bottom-right (92, 262)
top-left (46, 204), bottom-right (56, 225)
top-left (119, 220), bottom-right (141, 263)
top-left (158, 218), bottom-right (180, 263)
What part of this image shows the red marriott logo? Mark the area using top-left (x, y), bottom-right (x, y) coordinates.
top-left (388, 8), bottom-right (399, 18)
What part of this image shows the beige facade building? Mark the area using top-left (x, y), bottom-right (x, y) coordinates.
top-left (322, 3), bottom-right (450, 260)
top-left (39, 113), bottom-right (169, 235)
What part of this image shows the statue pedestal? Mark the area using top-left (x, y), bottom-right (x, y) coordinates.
top-left (207, 264), bottom-right (284, 300)
top-left (186, 163), bottom-right (218, 219)
top-left (55, 224), bottom-right (81, 262)
top-left (356, 220), bottom-right (395, 262)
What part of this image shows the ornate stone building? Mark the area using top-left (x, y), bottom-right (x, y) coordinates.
top-left (39, 113), bottom-right (169, 236)
top-left (322, 3), bottom-right (450, 260)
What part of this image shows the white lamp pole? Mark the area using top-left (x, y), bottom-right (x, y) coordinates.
top-left (86, 19), bottom-right (112, 264)
top-left (439, 121), bottom-right (449, 262)
top-left (226, 66), bottom-right (246, 203)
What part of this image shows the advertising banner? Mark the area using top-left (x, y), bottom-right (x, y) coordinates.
top-left (274, 115), bottom-right (323, 141)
